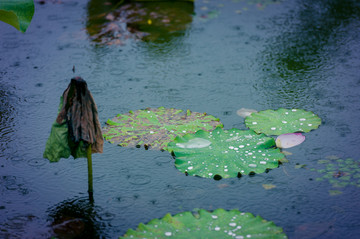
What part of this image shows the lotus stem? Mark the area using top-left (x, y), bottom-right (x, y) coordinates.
top-left (87, 144), bottom-right (94, 201)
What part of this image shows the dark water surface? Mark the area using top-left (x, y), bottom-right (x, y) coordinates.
top-left (1, 0), bottom-right (360, 238)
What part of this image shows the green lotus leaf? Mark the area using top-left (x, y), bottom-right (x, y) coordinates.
top-left (0, 0), bottom-right (34, 33)
top-left (102, 107), bottom-right (223, 150)
top-left (120, 208), bottom-right (287, 238)
top-left (245, 108), bottom-right (321, 135)
top-left (167, 128), bottom-right (285, 179)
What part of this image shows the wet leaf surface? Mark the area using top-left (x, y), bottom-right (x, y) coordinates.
top-left (245, 108), bottom-right (321, 136)
top-left (120, 208), bottom-right (287, 238)
top-left (167, 128), bottom-right (285, 179)
top-left (102, 107), bottom-right (222, 150)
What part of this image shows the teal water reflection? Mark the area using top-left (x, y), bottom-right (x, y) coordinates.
top-left (257, 0), bottom-right (360, 108)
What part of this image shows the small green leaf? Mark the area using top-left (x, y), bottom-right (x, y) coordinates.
top-left (245, 108), bottom-right (321, 135)
top-left (0, 0), bottom-right (34, 32)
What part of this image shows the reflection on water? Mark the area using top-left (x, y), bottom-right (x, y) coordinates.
top-left (257, 0), bottom-right (360, 108)
top-left (47, 197), bottom-right (110, 239)
top-left (87, 0), bottom-right (194, 45)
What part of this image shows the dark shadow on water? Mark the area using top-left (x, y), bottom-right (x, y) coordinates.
top-left (86, 0), bottom-right (194, 45)
top-left (256, 0), bottom-right (360, 108)
top-left (47, 196), bottom-right (111, 239)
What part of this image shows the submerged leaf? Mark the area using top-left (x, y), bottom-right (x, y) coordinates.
top-left (262, 184), bottom-right (276, 190)
top-left (102, 107), bottom-right (222, 150)
top-left (245, 108), bottom-right (321, 135)
top-left (295, 164), bottom-right (306, 169)
top-left (329, 190), bottom-right (343, 196)
top-left (275, 133), bottom-right (305, 148)
top-left (167, 128), bottom-right (285, 179)
top-left (281, 150), bottom-right (293, 156)
top-left (120, 209), bottom-right (287, 238)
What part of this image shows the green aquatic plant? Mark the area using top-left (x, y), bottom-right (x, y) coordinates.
top-left (311, 157), bottom-right (360, 189)
top-left (245, 108), bottom-right (321, 136)
top-left (166, 128), bottom-right (285, 179)
top-left (102, 107), bottom-right (222, 150)
top-left (44, 77), bottom-right (103, 200)
top-left (120, 208), bottom-right (287, 238)
top-left (0, 0), bottom-right (34, 32)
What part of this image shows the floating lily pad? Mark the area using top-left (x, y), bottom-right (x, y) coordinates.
top-left (120, 208), bottom-right (287, 238)
top-left (167, 128), bottom-right (285, 179)
top-left (102, 107), bottom-right (223, 150)
top-left (245, 108), bottom-right (321, 135)
top-left (312, 157), bottom-right (360, 189)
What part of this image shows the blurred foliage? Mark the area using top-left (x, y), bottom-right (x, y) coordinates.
top-left (0, 0), bottom-right (34, 32)
top-left (87, 0), bottom-right (194, 44)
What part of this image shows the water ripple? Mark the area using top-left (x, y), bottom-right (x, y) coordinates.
top-left (127, 174), bottom-right (152, 185)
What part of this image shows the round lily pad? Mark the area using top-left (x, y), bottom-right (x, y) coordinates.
top-left (120, 208), bottom-right (287, 238)
top-left (245, 108), bottom-right (321, 135)
top-left (102, 107), bottom-right (223, 150)
top-left (167, 128), bottom-right (285, 179)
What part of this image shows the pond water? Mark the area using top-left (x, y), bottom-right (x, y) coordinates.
top-left (1, 0), bottom-right (360, 238)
